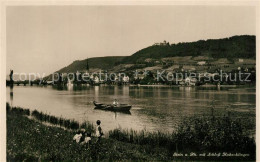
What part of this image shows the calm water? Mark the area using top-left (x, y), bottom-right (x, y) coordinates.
top-left (6, 85), bottom-right (256, 133)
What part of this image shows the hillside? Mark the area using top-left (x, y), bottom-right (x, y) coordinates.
top-left (56, 56), bottom-right (125, 73)
top-left (121, 35), bottom-right (256, 64)
top-left (47, 35), bottom-right (255, 78)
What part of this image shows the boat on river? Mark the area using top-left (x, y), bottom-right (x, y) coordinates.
top-left (93, 101), bottom-right (132, 112)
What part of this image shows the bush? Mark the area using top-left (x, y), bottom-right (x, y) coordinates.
top-left (109, 115), bottom-right (255, 156)
top-left (172, 116), bottom-right (255, 154)
top-left (80, 121), bottom-right (94, 133)
top-left (6, 103), bottom-right (11, 113)
top-left (7, 103), bottom-right (30, 116)
top-left (31, 110), bottom-right (87, 130)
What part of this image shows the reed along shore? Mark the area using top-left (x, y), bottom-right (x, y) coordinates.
top-left (7, 103), bottom-right (255, 161)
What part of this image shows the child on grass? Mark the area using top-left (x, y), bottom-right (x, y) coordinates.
top-left (73, 130), bottom-right (82, 143)
top-left (80, 132), bottom-right (92, 148)
top-left (96, 120), bottom-right (103, 142)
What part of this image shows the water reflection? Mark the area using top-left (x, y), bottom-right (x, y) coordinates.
top-left (67, 84), bottom-right (73, 91)
top-left (122, 86), bottom-right (129, 96)
top-left (10, 85), bottom-right (13, 106)
top-left (94, 107), bottom-right (131, 115)
top-left (94, 86), bottom-right (99, 99)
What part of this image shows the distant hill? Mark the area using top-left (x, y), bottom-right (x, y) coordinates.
top-left (56, 56), bottom-right (125, 73)
top-left (46, 35), bottom-right (255, 79)
top-left (121, 35), bottom-right (256, 64)
top-left (44, 56), bottom-right (125, 80)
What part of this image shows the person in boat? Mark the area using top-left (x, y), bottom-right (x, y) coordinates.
top-left (96, 120), bottom-right (103, 142)
top-left (113, 99), bottom-right (119, 106)
top-left (73, 130), bottom-right (82, 143)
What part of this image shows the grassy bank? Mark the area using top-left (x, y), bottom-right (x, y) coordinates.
top-left (7, 103), bottom-right (255, 161)
top-left (31, 109), bottom-right (94, 131)
top-left (109, 116), bottom-right (255, 156)
top-left (7, 109), bottom-right (171, 161)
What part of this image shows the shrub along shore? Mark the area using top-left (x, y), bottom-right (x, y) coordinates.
top-left (7, 103), bottom-right (255, 161)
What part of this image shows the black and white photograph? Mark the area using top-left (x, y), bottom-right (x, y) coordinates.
top-left (1, 1), bottom-right (259, 161)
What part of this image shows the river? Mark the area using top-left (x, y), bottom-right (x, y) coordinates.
top-left (6, 85), bottom-right (256, 133)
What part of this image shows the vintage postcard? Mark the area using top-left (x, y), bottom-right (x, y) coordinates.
top-left (1, 1), bottom-right (259, 161)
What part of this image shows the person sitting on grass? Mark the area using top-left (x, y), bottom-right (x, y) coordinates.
top-left (78, 129), bottom-right (87, 143)
top-left (73, 130), bottom-right (82, 143)
top-left (96, 120), bottom-right (103, 142)
top-left (85, 132), bottom-right (92, 144)
top-left (80, 132), bottom-right (92, 148)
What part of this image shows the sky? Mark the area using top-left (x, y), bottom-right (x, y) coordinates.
top-left (6, 5), bottom-right (256, 75)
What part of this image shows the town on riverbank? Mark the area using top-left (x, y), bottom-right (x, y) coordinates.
top-left (6, 36), bottom-right (256, 87)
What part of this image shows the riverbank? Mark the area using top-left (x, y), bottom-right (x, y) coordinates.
top-left (7, 104), bottom-right (255, 161)
top-left (7, 82), bottom-right (256, 88)
top-left (7, 112), bottom-right (171, 161)
top-left (129, 84), bottom-right (255, 88)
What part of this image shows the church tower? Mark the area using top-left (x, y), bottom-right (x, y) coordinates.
top-left (86, 58), bottom-right (89, 72)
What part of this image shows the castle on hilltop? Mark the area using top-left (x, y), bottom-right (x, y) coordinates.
top-left (153, 40), bottom-right (170, 46)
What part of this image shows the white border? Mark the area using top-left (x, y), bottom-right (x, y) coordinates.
top-left (0, 1), bottom-right (259, 161)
